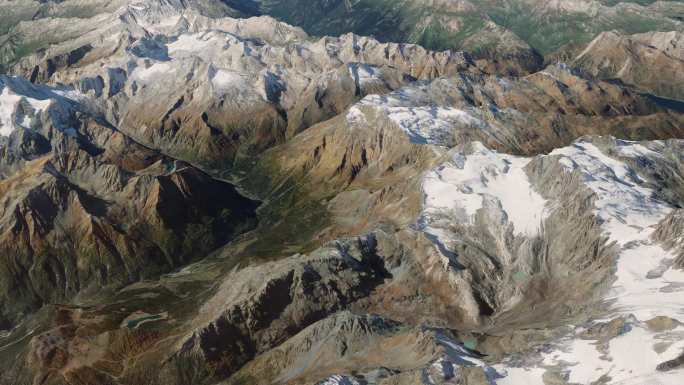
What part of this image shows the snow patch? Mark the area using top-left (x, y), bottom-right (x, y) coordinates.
top-left (131, 62), bottom-right (174, 83)
top-left (437, 335), bottom-right (487, 367)
top-left (541, 335), bottom-right (606, 384)
top-left (52, 88), bottom-right (89, 103)
top-left (615, 139), bottom-right (663, 159)
top-left (492, 367), bottom-right (546, 385)
top-left (549, 140), bottom-right (684, 322)
top-left (494, 139), bottom-right (684, 384)
top-left (0, 87), bottom-right (23, 136)
top-left (211, 69), bottom-right (247, 91)
top-left (421, 142), bottom-right (548, 238)
top-left (506, 323), bottom-right (684, 385)
top-left (345, 106), bottom-right (367, 126)
top-left (611, 244), bottom-right (684, 320)
top-left (317, 375), bottom-right (360, 385)
top-left (384, 106), bottom-right (483, 145)
top-left (350, 86), bottom-right (486, 145)
top-left (606, 324), bottom-right (684, 385)
top-left (550, 141), bottom-right (670, 245)
top-left (0, 86), bottom-right (52, 136)
top-left (429, 334), bottom-right (502, 383)
top-left (168, 33), bottom-right (226, 56)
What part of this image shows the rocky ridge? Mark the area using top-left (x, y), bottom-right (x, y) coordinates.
top-left (569, 30), bottom-right (684, 100)
top-left (7, 0), bottom-right (476, 170)
top-left (0, 73), bottom-right (259, 329)
top-left (230, 0), bottom-right (684, 70)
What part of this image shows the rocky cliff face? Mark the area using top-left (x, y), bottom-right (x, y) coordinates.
top-left (1, 1), bottom-right (684, 385)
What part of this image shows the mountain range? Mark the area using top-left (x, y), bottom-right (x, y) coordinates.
top-left (0, 0), bottom-right (684, 384)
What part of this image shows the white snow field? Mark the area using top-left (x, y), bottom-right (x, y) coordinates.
top-left (350, 85), bottom-right (487, 145)
top-left (0, 77), bottom-right (72, 137)
top-left (421, 141), bottom-right (548, 237)
top-left (493, 139), bottom-right (684, 384)
top-left (413, 137), bottom-right (684, 384)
